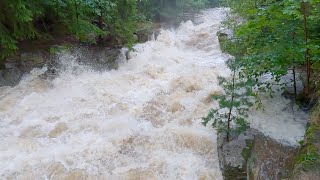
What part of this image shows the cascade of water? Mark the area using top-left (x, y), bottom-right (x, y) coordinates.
top-left (0, 8), bottom-right (229, 179)
top-left (0, 8), bottom-right (307, 179)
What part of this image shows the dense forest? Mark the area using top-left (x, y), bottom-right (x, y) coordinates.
top-left (0, 0), bottom-right (218, 63)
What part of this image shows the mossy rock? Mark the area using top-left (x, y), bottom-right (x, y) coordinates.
top-left (224, 165), bottom-right (247, 180)
top-left (242, 139), bottom-right (254, 161)
top-left (293, 124), bottom-right (320, 179)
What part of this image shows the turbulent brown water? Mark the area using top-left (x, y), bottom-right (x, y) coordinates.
top-left (0, 8), bottom-right (307, 179)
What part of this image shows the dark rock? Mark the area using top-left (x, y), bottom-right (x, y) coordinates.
top-left (0, 51), bottom-right (48, 86)
top-left (135, 23), bottom-right (161, 43)
top-left (0, 45), bottom-right (123, 87)
top-left (218, 129), bottom-right (298, 180)
top-left (20, 51), bottom-right (48, 71)
top-left (67, 46), bottom-right (121, 71)
top-left (218, 130), bottom-right (255, 180)
top-left (218, 32), bottom-right (228, 42)
top-left (251, 133), bottom-right (297, 180)
top-left (217, 29), bottom-right (232, 40)
top-left (0, 67), bottom-right (23, 86)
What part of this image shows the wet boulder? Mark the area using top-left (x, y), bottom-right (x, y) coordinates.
top-left (219, 129), bottom-right (298, 180)
top-left (0, 51), bottom-right (48, 86)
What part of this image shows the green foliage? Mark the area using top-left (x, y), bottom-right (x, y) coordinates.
top-left (221, 0), bottom-right (320, 95)
top-left (221, 0), bottom-right (320, 175)
top-left (202, 58), bottom-right (257, 141)
top-left (241, 139), bottom-right (254, 160)
top-left (0, 0), bottom-right (211, 63)
top-left (112, 0), bottom-right (139, 47)
top-left (0, 0), bottom-right (43, 60)
top-left (137, 0), bottom-right (209, 22)
top-left (0, 0), bottom-right (143, 63)
top-left (49, 45), bottom-right (71, 55)
top-left (84, 0), bottom-right (139, 46)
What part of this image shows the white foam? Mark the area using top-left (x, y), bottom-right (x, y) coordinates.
top-left (0, 8), bottom-right (229, 179)
top-left (0, 7), bottom-right (308, 179)
top-left (248, 94), bottom-right (307, 146)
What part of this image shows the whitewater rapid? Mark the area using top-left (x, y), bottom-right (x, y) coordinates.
top-left (0, 8), bottom-right (307, 180)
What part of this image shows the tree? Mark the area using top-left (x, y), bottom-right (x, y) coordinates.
top-left (0, 0), bottom-right (211, 65)
top-left (0, 0), bottom-right (137, 63)
top-left (202, 58), bottom-right (257, 142)
top-left (137, 0), bottom-right (208, 22)
top-left (0, 0), bottom-right (43, 62)
top-left (221, 0), bottom-right (320, 98)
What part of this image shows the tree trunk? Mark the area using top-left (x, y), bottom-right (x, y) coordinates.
top-left (293, 66), bottom-right (297, 101)
top-left (292, 32), bottom-right (297, 100)
top-left (227, 68), bottom-right (236, 142)
top-left (98, 5), bottom-right (103, 44)
top-left (55, 0), bottom-right (59, 18)
top-left (73, 0), bottom-right (80, 38)
top-left (302, 1), bottom-right (311, 95)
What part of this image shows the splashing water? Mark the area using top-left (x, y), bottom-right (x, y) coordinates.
top-left (0, 8), bottom-right (229, 179)
top-left (0, 8), bottom-right (307, 179)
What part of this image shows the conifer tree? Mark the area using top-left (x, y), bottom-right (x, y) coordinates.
top-left (202, 58), bottom-right (257, 142)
